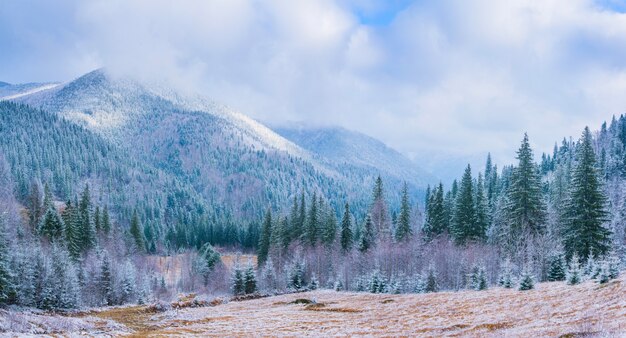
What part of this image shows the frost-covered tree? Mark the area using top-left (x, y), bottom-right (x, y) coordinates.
top-left (395, 183), bottom-right (412, 241)
top-left (505, 134), bottom-right (546, 247)
top-left (359, 214), bottom-right (375, 252)
top-left (563, 127), bottom-right (612, 261)
top-left (243, 265), bottom-right (257, 295)
top-left (129, 209), bottom-right (144, 252)
top-left (340, 203), bottom-right (353, 252)
top-left (258, 209), bottom-right (272, 267)
top-left (566, 254), bottom-right (582, 285)
top-left (547, 253), bottom-right (566, 282)
top-left (424, 182), bottom-right (446, 240)
top-left (518, 269), bottom-right (535, 291)
top-left (231, 265), bottom-right (244, 296)
top-left (498, 259), bottom-right (515, 288)
top-left (452, 165), bottom-right (477, 244)
top-left (288, 260), bottom-right (306, 291)
top-left (469, 265), bottom-right (488, 291)
top-left (39, 207), bottom-right (65, 241)
top-left (98, 252), bottom-right (114, 306)
top-left (424, 265), bottom-right (438, 293)
top-left (0, 217), bottom-right (13, 304)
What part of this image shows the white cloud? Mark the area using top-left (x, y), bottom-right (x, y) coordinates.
top-left (2, 0), bottom-right (626, 169)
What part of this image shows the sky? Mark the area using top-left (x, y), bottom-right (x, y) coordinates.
top-left (2, 0), bottom-right (626, 173)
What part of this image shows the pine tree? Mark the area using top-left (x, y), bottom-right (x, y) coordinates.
top-left (130, 209), bottom-right (144, 252)
top-left (518, 269), bottom-right (535, 291)
top-left (340, 203), bottom-right (353, 252)
top-left (566, 254), bottom-right (582, 285)
top-left (498, 259), bottom-right (515, 288)
top-left (424, 265), bottom-right (438, 293)
top-left (370, 176), bottom-right (390, 240)
top-left (547, 253), bottom-right (566, 282)
top-left (506, 134), bottom-right (546, 246)
top-left (395, 182), bottom-right (412, 241)
top-left (424, 183), bottom-right (446, 240)
top-left (469, 265), bottom-right (488, 290)
top-left (99, 252), bottom-right (114, 306)
top-left (0, 217), bottom-right (13, 305)
top-left (321, 207), bottom-right (337, 246)
top-left (474, 173), bottom-right (489, 241)
top-left (258, 209), bottom-right (272, 267)
top-left (452, 165), bottom-right (477, 244)
top-left (305, 193), bottom-right (319, 247)
top-left (288, 260), bottom-right (305, 290)
top-left (243, 265), bottom-right (257, 295)
top-left (231, 265), bottom-right (245, 296)
top-left (39, 207), bottom-right (65, 241)
top-left (359, 214), bottom-right (374, 252)
top-left (79, 185), bottom-right (96, 250)
top-left (564, 127), bottom-right (612, 261)
top-left (101, 206), bottom-right (111, 235)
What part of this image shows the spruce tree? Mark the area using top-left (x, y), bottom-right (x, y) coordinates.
top-left (243, 265), bottom-right (257, 295)
top-left (424, 265), bottom-right (438, 293)
top-left (506, 134), bottom-right (546, 245)
top-left (232, 265), bottom-right (245, 296)
top-left (39, 207), bottom-right (65, 241)
top-left (563, 127), bottom-right (612, 261)
top-left (257, 209), bottom-right (272, 267)
top-left (498, 259), bottom-right (515, 288)
top-left (101, 206), bottom-right (111, 235)
top-left (288, 260), bottom-right (305, 290)
top-left (99, 252), bottom-right (114, 306)
top-left (566, 254), bottom-right (582, 285)
top-left (395, 182), bottom-right (412, 241)
top-left (340, 203), bottom-right (353, 252)
top-left (321, 208), bottom-right (337, 247)
top-left (452, 165), bottom-right (477, 244)
top-left (62, 200), bottom-right (81, 260)
top-left (547, 253), bottom-right (566, 282)
top-left (305, 193), bottom-right (319, 246)
top-left (474, 173), bottom-right (489, 241)
top-left (79, 185), bottom-right (96, 250)
top-left (518, 269), bottom-right (535, 291)
top-left (370, 176), bottom-right (390, 240)
top-left (359, 214), bottom-right (374, 252)
top-left (130, 209), bottom-right (144, 252)
top-left (0, 217), bottom-right (13, 305)
top-left (424, 183), bottom-right (446, 240)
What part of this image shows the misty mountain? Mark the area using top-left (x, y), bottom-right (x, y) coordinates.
top-left (7, 69), bottom-right (434, 219)
top-left (273, 125), bottom-right (436, 189)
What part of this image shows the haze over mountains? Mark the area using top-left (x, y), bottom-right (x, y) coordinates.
top-left (1, 69), bottom-right (437, 218)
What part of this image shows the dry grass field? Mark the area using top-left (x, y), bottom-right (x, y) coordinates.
top-left (74, 274), bottom-right (626, 337)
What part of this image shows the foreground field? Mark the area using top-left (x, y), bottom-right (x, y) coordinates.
top-left (2, 275), bottom-right (625, 337)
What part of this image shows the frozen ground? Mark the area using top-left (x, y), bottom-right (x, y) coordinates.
top-left (2, 275), bottom-right (624, 337)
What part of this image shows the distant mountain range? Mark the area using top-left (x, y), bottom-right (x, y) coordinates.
top-left (1, 69), bottom-right (437, 218)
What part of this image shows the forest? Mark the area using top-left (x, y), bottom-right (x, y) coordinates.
top-left (0, 100), bottom-right (624, 311)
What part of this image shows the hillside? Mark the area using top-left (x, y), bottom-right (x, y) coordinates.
top-left (3, 276), bottom-right (623, 336)
top-left (7, 69), bottom-right (435, 217)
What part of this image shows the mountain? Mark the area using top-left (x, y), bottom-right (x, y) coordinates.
top-left (273, 125), bottom-right (436, 189)
top-left (8, 69), bottom-right (434, 219)
top-left (0, 82), bottom-right (60, 101)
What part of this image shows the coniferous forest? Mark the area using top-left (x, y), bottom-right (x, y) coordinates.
top-left (0, 96), bottom-right (624, 313)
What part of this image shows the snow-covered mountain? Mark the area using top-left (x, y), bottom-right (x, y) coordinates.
top-left (273, 125), bottom-right (436, 189)
top-left (6, 69), bottom-right (435, 217)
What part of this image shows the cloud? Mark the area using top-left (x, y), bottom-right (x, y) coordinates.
top-left (2, 0), bottom-right (626, 170)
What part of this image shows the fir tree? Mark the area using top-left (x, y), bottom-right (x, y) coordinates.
top-left (547, 253), bottom-right (566, 282)
top-left (474, 173), bottom-right (489, 241)
top-left (99, 252), bottom-right (114, 306)
top-left (321, 208), bottom-right (337, 247)
top-left (79, 185), bottom-right (96, 250)
top-left (0, 217), bottom-right (13, 305)
top-left (424, 182), bottom-right (446, 240)
top-left (231, 265), bottom-right (245, 296)
top-left (39, 207), bottom-right (65, 241)
top-left (130, 209), bottom-right (144, 252)
top-left (424, 265), bottom-right (438, 293)
top-left (101, 206), bottom-right (111, 235)
top-left (395, 182), bottom-right (412, 241)
top-left (305, 193), bottom-right (319, 247)
top-left (566, 254), bottom-right (582, 285)
top-left (506, 134), bottom-right (546, 245)
top-left (518, 269), bottom-right (535, 291)
top-left (452, 165), bottom-right (477, 244)
top-left (469, 265), bottom-right (488, 290)
top-left (370, 176), bottom-right (390, 240)
top-left (563, 127), bottom-right (612, 261)
top-left (288, 260), bottom-right (305, 290)
top-left (243, 265), bottom-right (257, 295)
top-left (62, 200), bottom-right (81, 260)
top-left (359, 214), bottom-right (374, 252)
top-left (340, 203), bottom-right (353, 252)
top-left (498, 259), bottom-right (515, 288)
top-left (258, 209), bottom-right (272, 267)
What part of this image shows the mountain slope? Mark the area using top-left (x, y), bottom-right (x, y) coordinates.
top-left (273, 125), bottom-right (436, 188)
top-left (9, 69), bottom-right (434, 218)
